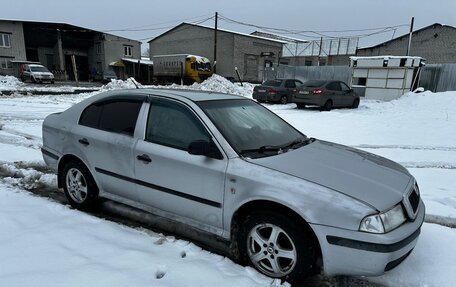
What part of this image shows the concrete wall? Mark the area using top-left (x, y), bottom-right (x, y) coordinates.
top-left (149, 24), bottom-right (283, 82)
top-left (233, 35), bottom-right (282, 82)
top-left (102, 33), bottom-right (141, 77)
top-left (149, 25), bottom-right (233, 76)
top-left (357, 24), bottom-right (456, 64)
top-left (0, 21), bottom-right (26, 75)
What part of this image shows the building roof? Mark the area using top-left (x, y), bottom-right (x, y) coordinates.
top-left (358, 23), bottom-right (456, 50)
top-left (250, 31), bottom-right (309, 43)
top-left (148, 22), bottom-right (287, 44)
top-left (0, 18), bottom-right (141, 44)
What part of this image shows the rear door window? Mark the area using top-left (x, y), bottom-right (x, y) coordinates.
top-left (285, 80), bottom-right (296, 88)
top-left (79, 100), bottom-right (143, 136)
top-left (262, 80), bottom-right (282, 87)
top-left (326, 82), bottom-right (342, 91)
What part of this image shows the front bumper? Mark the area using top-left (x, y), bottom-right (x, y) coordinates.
top-left (311, 200), bottom-right (425, 276)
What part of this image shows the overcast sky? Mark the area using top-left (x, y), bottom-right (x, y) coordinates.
top-left (2, 0), bottom-right (455, 51)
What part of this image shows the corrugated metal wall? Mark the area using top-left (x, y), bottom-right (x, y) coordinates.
top-left (264, 65), bottom-right (352, 84)
top-left (419, 64), bottom-right (456, 92)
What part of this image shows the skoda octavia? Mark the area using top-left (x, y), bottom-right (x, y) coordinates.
top-left (42, 89), bottom-right (424, 283)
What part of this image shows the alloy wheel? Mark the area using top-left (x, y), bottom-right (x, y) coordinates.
top-left (247, 223), bottom-right (297, 277)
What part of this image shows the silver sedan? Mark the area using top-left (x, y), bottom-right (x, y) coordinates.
top-left (42, 89), bottom-right (424, 284)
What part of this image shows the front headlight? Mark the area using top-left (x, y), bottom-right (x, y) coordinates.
top-left (359, 204), bottom-right (407, 233)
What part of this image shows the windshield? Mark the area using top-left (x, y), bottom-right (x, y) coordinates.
top-left (198, 99), bottom-right (306, 158)
top-left (195, 61), bottom-right (211, 72)
top-left (30, 66), bottom-right (50, 73)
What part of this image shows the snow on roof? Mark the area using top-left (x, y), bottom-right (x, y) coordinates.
top-left (350, 55), bottom-right (424, 61)
top-left (149, 22), bottom-right (287, 44)
top-left (121, 58), bottom-right (154, 65)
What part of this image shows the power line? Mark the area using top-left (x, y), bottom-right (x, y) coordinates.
top-left (137, 16), bottom-right (215, 41)
top-left (103, 13), bottom-right (214, 32)
top-left (218, 14), bottom-right (409, 40)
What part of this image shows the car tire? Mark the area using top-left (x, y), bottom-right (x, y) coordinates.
top-left (237, 211), bottom-right (317, 284)
top-left (296, 103), bottom-right (306, 109)
top-left (351, 98), bottom-right (360, 109)
top-left (279, 95), bottom-right (288, 105)
top-left (20, 75), bottom-right (26, 82)
top-left (321, 100), bottom-right (333, 111)
top-left (62, 160), bottom-right (99, 211)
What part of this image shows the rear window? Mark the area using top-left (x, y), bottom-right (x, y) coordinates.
top-left (79, 100), bottom-right (142, 136)
top-left (262, 80), bottom-right (282, 87)
top-left (302, 80), bottom-right (325, 87)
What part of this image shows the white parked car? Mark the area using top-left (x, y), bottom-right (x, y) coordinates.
top-left (21, 64), bottom-right (55, 84)
top-left (42, 89), bottom-right (424, 284)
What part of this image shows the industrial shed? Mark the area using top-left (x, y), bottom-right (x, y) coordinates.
top-left (0, 19), bottom-right (141, 81)
top-left (148, 23), bottom-right (285, 83)
top-left (357, 23), bottom-right (456, 64)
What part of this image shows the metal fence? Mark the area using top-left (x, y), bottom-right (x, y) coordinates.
top-left (265, 64), bottom-right (456, 92)
top-left (419, 64), bottom-right (456, 92)
top-left (264, 65), bottom-right (352, 84)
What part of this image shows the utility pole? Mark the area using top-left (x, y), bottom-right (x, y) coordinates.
top-left (406, 17), bottom-right (414, 56)
top-left (213, 12), bottom-right (218, 74)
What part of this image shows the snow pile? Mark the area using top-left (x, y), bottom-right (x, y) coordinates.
top-left (0, 75), bottom-right (23, 91)
top-left (0, 183), bottom-right (286, 287)
top-left (0, 162), bottom-right (56, 190)
top-left (186, 74), bottom-right (256, 98)
top-left (101, 77), bottom-right (142, 90)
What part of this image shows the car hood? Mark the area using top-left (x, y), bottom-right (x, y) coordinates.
top-left (246, 140), bottom-right (412, 211)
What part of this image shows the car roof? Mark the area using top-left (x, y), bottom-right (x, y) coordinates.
top-left (101, 88), bottom-right (247, 103)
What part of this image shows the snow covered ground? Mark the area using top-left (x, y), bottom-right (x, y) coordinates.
top-left (0, 75), bottom-right (455, 286)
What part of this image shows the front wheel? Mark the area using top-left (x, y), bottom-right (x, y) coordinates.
top-left (238, 211), bottom-right (317, 283)
top-left (62, 161), bottom-right (99, 210)
top-left (296, 103), bottom-right (306, 109)
top-left (351, 98), bottom-right (360, 109)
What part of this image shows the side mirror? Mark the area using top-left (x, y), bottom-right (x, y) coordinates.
top-left (188, 139), bottom-right (223, 160)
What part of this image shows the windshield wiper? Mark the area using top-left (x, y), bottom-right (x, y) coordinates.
top-left (281, 137), bottom-right (315, 151)
top-left (239, 145), bottom-right (282, 155)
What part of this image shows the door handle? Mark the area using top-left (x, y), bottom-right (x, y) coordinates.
top-left (78, 138), bottom-right (90, 146)
top-left (136, 154), bottom-right (152, 163)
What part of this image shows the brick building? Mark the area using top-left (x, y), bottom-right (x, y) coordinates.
top-left (148, 23), bottom-right (285, 83)
top-left (0, 19), bottom-right (141, 81)
top-left (357, 23), bottom-right (456, 64)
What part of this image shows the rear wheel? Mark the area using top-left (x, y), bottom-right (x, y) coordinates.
top-left (238, 211), bottom-right (317, 284)
top-left (321, 100), bottom-right (333, 111)
top-left (279, 95), bottom-right (288, 105)
top-left (62, 160), bottom-right (99, 210)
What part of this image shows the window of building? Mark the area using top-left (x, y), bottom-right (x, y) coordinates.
top-left (124, 45), bottom-right (132, 57)
top-left (305, 60), bottom-right (313, 66)
top-left (0, 33), bottom-right (11, 48)
top-left (0, 57), bottom-right (12, 69)
top-left (79, 100), bottom-right (143, 136)
top-left (96, 42), bottom-right (102, 55)
top-left (146, 100), bottom-right (210, 151)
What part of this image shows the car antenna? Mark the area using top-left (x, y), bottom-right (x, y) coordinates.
top-left (130, 78), bottom-right (141, 89)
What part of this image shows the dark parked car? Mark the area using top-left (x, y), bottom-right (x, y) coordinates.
top-left (293, 80), bottom-right (359, 111)
top-left (253, 79), bottom-right (303, 104)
